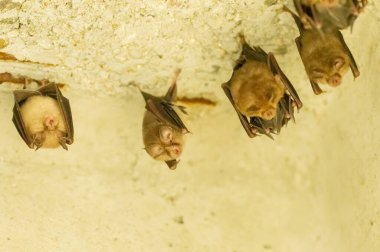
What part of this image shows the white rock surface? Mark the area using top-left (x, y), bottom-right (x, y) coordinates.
top-left (0, 0), bottom-right (379, 251)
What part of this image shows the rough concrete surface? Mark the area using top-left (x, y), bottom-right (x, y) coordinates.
top-left (0, 0), bottom-right (380, 251)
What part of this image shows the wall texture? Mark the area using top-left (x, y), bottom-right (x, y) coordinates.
top-left (0, 0), bottom-right (379, 251)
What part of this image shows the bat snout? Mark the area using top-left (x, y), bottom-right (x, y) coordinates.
top-left (167, 145), bottom-right (182, 158)
top-left (45, 116), bottom-right (58, 130)
top-left (328, 74), bottom-right (342, 87)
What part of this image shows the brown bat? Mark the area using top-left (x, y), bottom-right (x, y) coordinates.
top-left (222, 35), bottom-right (302, 139)
top-left (140, 70), bottom-right (189, 170)
top-left (13, 83), bottom-right (74, 150)
top-left (285, 6), bottom-right (360, 94)
top-left (294, 0), bottom-right (367, 31)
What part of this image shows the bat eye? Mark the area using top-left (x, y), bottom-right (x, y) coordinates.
top-left (159, 126), bottom-right (173, 143)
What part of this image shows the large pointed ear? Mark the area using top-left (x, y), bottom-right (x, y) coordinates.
top-left (165, 159), bottom-right (179, 170)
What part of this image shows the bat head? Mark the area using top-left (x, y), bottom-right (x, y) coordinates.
top-left (233, 80), bottom-right (285, 121)
top-left (144, 125), bottom-right (184, 161)
top-left (308, 54), bottom-right (350, 87)
top-left (143, 111), bottom-right (187, 169)
top-left (229, 61), bottom-right (286, 121)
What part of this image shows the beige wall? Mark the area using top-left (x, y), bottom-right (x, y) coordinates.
top-left (0, 1), bottom-right (379, 251)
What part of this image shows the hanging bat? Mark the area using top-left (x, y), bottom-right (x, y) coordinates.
top-left (293, 0), bottom-right (367, 31)
top-left (140, 69), bottom-right (189, 170)
top-left (285, 6), bottom-right (360, 94)
top-left (222, 35), bottom-right (302, 139)
top-left (13, 82), bottom-right (74, 150)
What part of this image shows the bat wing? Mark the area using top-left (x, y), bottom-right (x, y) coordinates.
top-left (288, 1), bottom-right (327, 37)
top-left (267, 53), bottom-right (303, 109)
top-left (39, 84), bottom-right (74, 146)
top-left (334, 30), bottom-right (360, 78)
top-left (294, 37), bottom-right (324, 95)
top-left (141, 90), bottom-right (190, 133)
top-left (54, 85), bottom-right (74, 145)
top-left (164, 80), bottom-right (177, 102)
top-left (241, 43), bottom-right (268, 64)
top-left (12, 90), bottom-right (42, 148)
top-left (221, 82), bottom-right (256, 138)
top-left (285, 4), bottom-right (306, 35)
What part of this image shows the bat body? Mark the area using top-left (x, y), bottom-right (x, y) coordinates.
top-left (13, 83), bottom-right (74, 150)
top-left (294, 0), bottom-right (367, 31)
top-left (140, 70), bottom-right (189, 170)
top-left (285, 6), bottom-right (360, 94)
top-left (222, 35), bottom-right (302, 139)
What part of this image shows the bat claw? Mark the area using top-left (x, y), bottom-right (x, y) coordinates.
top-left (250, 127), bottom-right (258, 135)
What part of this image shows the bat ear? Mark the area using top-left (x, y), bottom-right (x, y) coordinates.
top-left (165, 159), bottom-right (179, 170)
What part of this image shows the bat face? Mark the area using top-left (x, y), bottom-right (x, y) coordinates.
top-left (307, 56), bottom-right (350, 87)
top-left (19, 95), bottom-right (67, 149)
top-left (301, 31), bottom-right (351, 87)
top-left (140, 69), bottom-right (189, 170)
top-left (229, 61), bottom-right (285, 120)
top-left (13, 83), bottom-right (74, 150)
top-left (143, 111), bottom-right (185, 163)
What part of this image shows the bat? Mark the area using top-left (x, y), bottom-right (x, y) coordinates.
top-left (293, 0), bottom-right (367, 31)
top-left (140, 69), bottom-right (189, 170)
top-left (222, 35), bottom-right (302, 139)
top-left (285, 6), bottom-right (360, 94)
top-left (13, 82), bottom-right (74, 150)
